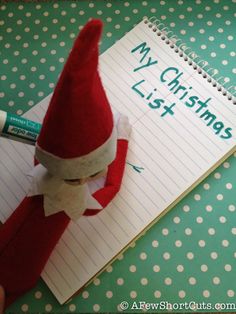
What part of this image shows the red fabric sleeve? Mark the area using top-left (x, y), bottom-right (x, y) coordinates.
top-left (83, 139), bottom-right (128, 216)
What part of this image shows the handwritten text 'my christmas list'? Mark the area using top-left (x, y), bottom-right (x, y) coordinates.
top-left (130, 42), bottom-right (233, 140)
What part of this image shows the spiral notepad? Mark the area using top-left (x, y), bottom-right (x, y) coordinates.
top-left (0, 18), bottom-right (235, 304)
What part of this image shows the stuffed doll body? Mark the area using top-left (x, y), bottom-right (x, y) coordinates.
top-left (0, 19), bottom-right (131, 309)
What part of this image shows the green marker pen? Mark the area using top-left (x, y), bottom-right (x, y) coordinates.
top-left (0, 110), bottom-right (41, 145)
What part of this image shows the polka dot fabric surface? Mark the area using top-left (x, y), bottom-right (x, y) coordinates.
top-left (0, 0), bottom-right (235, 313)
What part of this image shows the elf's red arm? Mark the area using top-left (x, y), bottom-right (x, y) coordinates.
top-left (84, 139), bottom-right (128, 216)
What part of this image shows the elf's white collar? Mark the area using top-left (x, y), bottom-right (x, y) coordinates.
top-left (27, 164), bottom-right (102, 221)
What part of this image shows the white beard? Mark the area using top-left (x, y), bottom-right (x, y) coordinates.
top-left (27, 164), bottom-right (102, 221)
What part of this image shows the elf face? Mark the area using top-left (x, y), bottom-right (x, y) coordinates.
top-left (64, 167), bottom-right (107, 186)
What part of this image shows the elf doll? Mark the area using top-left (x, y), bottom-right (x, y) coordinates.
top-left (0, 19), bottom-right (131, 309)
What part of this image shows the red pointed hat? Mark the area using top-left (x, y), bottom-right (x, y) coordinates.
top-left (35, 19), bottom-right (117, 180)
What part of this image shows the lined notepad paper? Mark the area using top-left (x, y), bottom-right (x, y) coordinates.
top-left (0, 20), bottom-right (235, 304)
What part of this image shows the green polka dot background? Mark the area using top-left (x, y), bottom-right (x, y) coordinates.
top-left (0, 0), bottom-right (235, 313)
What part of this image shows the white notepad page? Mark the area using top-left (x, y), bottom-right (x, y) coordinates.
top-left (0, 20), bottom-right (235, 303)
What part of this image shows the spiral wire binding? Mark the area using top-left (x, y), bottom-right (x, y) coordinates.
top-left (144, 17), bottom-right (236, 105)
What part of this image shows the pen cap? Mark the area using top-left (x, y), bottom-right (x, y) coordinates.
top-left (0, 110), bottom-right (7, 134)
top-left (36, 19), bottom-right (117, 180)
